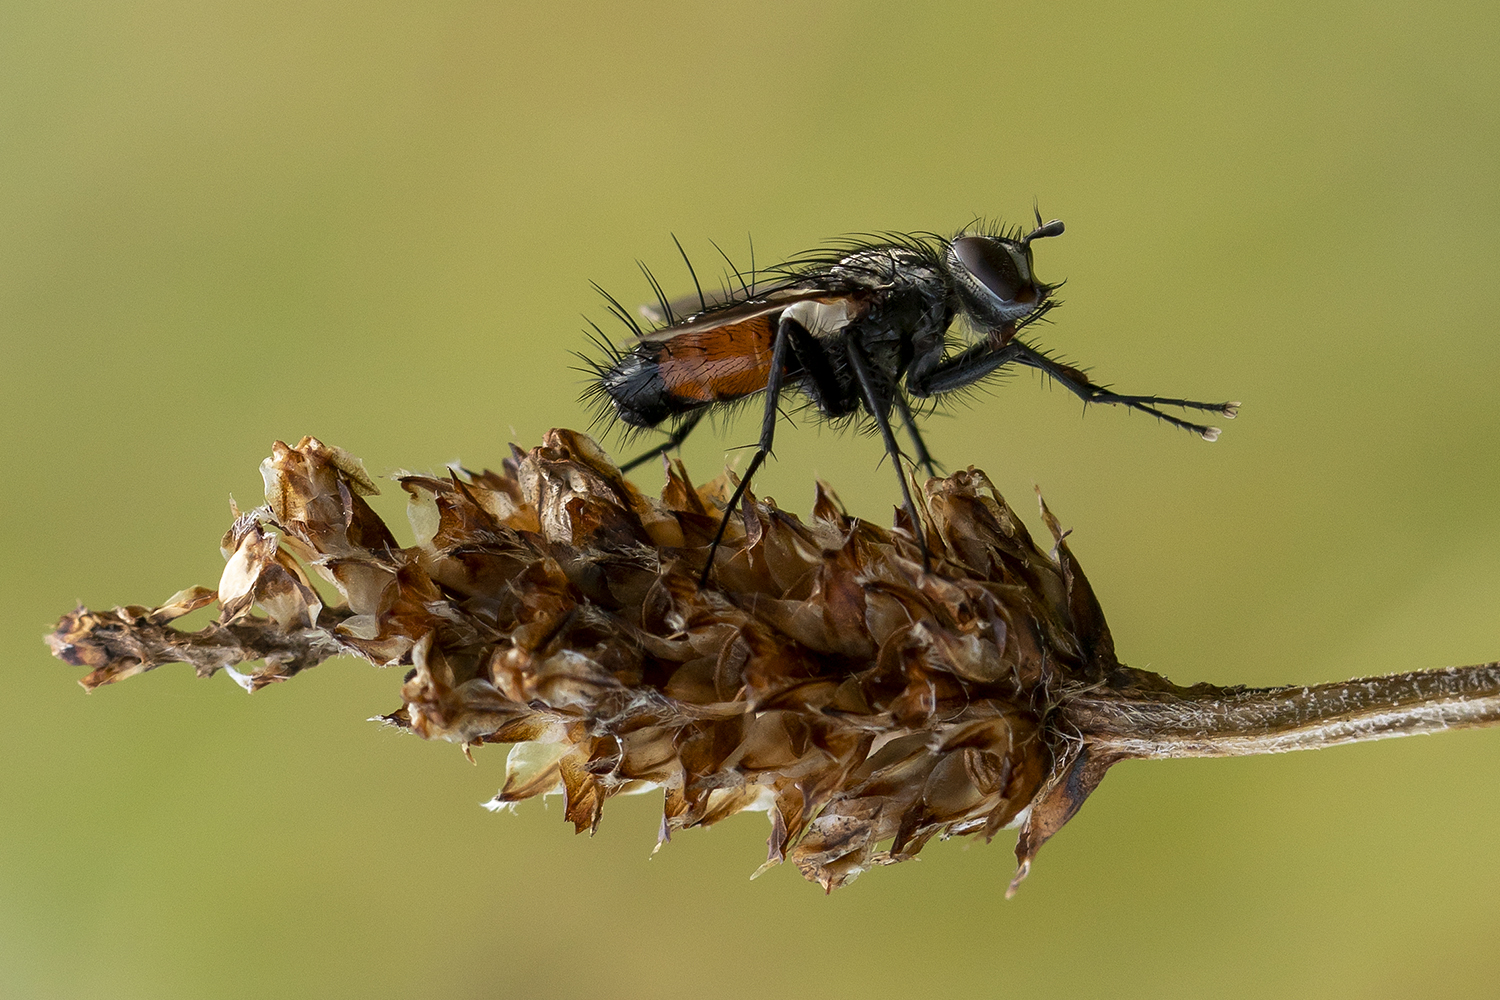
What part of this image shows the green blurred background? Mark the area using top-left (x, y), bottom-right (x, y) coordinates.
top-left (5, 2), bottom-right (1499, 997)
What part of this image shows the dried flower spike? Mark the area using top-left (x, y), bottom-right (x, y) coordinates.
top-left (45, 431), bottom-right (1500, 893)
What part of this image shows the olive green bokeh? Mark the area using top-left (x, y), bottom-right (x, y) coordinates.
top-left (5, 2), bottom-right (1499, 998)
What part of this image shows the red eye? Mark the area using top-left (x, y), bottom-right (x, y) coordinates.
top-left (952, 236), bottom-right (1024, 303)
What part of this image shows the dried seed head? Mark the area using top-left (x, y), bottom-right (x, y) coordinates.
top-left (388, 429), bottom-right (1122, 890)
top-left (46, 430), bottom-right (1500, 892)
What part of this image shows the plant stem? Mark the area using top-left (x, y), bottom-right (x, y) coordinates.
top-left (1064, 662), bottom-right (1500, 758)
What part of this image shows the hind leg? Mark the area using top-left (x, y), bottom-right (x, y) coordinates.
top-left (618, 410), bottom-right (705, 473)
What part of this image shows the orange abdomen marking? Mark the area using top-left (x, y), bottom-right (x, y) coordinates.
top-left (655, 315), bottom-right (777, 402)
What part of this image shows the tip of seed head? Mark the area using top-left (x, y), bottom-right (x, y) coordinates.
top-left (1201, 427), bottom-right (1222, 442)
top-left (1006, 860), bottom-right (1031, 898)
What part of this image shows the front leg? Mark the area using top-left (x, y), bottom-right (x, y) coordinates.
top-left (1006, 340), bottom-right (1238, 440)
top-left (905, 338), bottom-right (1026, 398)
top-left (907, 338), bottom-right (1237, 440)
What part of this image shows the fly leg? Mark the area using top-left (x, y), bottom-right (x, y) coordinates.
top-left (846, 339), bottom-right (931, 569)
top-left (893, 392), bottom-right (940, 478)
top-left (698, 318), bottom-right (796, 587)
top-left (907, 339), bottom-right (1237, 440)
top-left (905, 339), bottom-right (1024, 397)
top-left (1006, 341), bottom-right (1238, 440)
top-left (618, 410), bottom-right (705, 473)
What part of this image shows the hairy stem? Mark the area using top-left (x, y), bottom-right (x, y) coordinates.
top-left (1065, 663), bottom-right (1500, 758)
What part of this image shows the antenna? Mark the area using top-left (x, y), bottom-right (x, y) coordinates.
top-left (1022, 218), bottom-right (1065, 246)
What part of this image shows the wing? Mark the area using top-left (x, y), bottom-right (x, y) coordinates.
top-left (634, 232), bottom-right (938, 335)
top-left (636, 283), bottom-right (870, 342)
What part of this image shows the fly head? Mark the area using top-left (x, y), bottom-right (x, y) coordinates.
top-left (946, 218), bottom-right (1064, 330)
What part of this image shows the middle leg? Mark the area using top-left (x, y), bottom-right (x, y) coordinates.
top-left (846, 338), bottom-right (931, 568)
top-left (893, 392), bottom-right (940, 478)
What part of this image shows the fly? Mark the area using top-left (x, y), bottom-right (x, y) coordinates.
top-left (581, 214), bottom-right (1239, 585)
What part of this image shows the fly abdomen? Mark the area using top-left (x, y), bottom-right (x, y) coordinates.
top-left (600, 348), bottom-right (681, 428)
top-left (655, 316), bottom-right (776, 401)
top-left (603, 313), bottom-right (780, 428)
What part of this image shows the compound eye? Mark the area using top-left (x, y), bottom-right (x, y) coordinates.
top-left (951, 236), bottom-right (1027, 303)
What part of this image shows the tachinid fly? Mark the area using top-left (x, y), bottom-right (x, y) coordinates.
top-left (582, 215), bottom-right (1238, 583)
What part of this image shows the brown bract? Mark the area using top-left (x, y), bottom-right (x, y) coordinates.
top-left (45, 431), bottom-right (1500, 893)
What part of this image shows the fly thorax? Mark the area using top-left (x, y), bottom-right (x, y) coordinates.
top-left (832, 248), bottom-right (938, 291)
